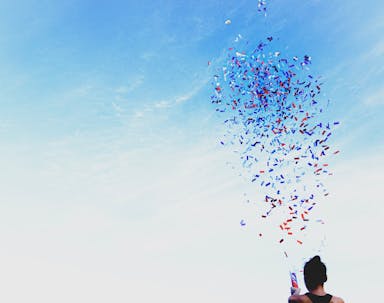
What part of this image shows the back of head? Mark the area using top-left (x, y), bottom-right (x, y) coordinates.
top-left (304, 255), bottom-right (327, 291)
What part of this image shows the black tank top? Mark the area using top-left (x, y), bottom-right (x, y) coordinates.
top-left (306, 293), bottom-right (333, 303)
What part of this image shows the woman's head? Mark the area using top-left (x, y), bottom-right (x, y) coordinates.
top-left (304, 255), bottom-right (327, 291)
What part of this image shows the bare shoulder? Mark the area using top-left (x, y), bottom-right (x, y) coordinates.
top-left (288, 294), bottom-right (311, 303)
top-left (331, 295), bottom-right (345, 303)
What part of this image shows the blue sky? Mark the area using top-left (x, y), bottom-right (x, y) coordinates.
top-left (0, 1), bottom-right (383, 302)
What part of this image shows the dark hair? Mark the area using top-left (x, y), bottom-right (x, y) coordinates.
top-left (304, 255), bottom-right (327, 291)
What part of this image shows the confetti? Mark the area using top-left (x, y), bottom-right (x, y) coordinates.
top-left (257, 0), bottom-right (268, 15)
top-left (210, 36), bottom-right (339, 248)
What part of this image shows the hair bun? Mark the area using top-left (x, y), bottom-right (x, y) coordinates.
top-left (309, 255), bottom-right (321, 264)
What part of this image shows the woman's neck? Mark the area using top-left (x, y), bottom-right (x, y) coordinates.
top-left (310, 285), bottom-right (326, 296)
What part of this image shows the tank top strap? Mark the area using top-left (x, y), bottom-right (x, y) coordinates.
top-left (305, 292), bottom-right (333, 303)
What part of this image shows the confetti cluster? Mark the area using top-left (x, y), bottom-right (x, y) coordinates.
top-left (257, 0), bottom-right (268, 15)
top-left (210, 37), bottom-right (339, 246)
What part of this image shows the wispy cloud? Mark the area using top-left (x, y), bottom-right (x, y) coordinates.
top-left (154, 100), bottom-right (172, 108)
top-left (124, 76), bottom-right (210, 121)
top-left (362, 40), bottom-right (384, 60)
top-left (174, 78), bottom-right (208, 104)
top-left (114, 74), bottom-right (145, 95)
top-left (111, 102), bottom-right (124, 115)
top-left (363, 87), bottom-right (384, 106)
top-left (140, 51), bottom-right (157, 61)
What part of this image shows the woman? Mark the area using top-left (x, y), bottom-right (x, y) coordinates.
top-left (288, 256), bottom-right (344, 303)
